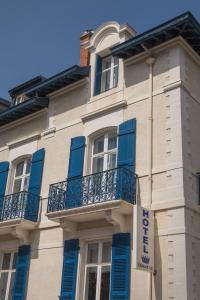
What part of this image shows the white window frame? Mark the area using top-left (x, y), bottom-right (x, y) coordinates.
top-left (12, 158), bottom-right (31, 193)
top-left (0, 252), bottom-right (17, 300)
top-left (91, 131), bottom-right (117, 174)
top-left (83, 240), bottom-right (112, 300)
top-left (101, 56), bottom-right (119, 93)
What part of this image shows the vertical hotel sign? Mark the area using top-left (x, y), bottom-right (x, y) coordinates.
top-left (133, 205), bottom-right (154, 272)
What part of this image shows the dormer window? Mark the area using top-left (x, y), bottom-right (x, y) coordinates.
top-left (94, 55), bottom-right (119, 96)
top-left (101, 56), bottom-right (119, 92)
top-left (15, 95), bottom-right (24, 105)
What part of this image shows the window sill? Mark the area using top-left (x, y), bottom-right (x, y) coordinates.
top-left (91, 86), bottom-right (122, 102)
top-left (46, 199), bottom-right (133, 232)
top-left (81, 100), bottom-right (127, 122)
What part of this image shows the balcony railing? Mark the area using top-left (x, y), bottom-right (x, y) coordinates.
top-left (47, 167), bottom-right (136, 213)
top-left (0, 191), bottom-right (40, 222)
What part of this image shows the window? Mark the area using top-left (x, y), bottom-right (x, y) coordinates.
top-left (12, 158), bottom-right (31, 193)
top-left (15, 96), bottom-right (24, 106)
top-left (92, 131), bottom-right (117, 174)
top-left (94, 55), bottom-right (119, 96)
top-left (0, 252), bottom-right (17, 300)
top-left (101, 56), bottom-right (119, 93)
top-left (84, 241), bottom-right (112, 300)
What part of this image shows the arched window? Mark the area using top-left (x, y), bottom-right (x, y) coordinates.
top-left (12, 158), bottom-right (31, 193)
top-left (91, 129), bottom-right (117, 174)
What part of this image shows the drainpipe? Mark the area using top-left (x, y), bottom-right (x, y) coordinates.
top-left (146, 56), bottom-right (155, 208)
top-left (146, 56), bottom-right (155, 300)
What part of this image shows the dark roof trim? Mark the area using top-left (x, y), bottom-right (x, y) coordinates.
top-left (9, 76), bottom-right (46, 98)
top-left (0, 98), bottom-right (10, 107)
top-left (111, 12), bottom-right (200, 59)
top-left (26, 65), bottom-right (90, 98)
top-left (0, 97), bottom-right (49, 127)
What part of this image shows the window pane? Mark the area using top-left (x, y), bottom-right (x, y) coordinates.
top-left (12, 254), bottom-right (17, 269)
top-left (100, 266), bottom-right (111, 300)
top-left (114, 56), bottom-right (119, 66)
top-left (108, 133), bottom-right (117, 150)
top-left (13, 179), bottom-right (22, 193)
top-left (113, 65), bottom-right (119, 88)
top-left (8, 272), bottom-right (15, 300)
top-left (93, 157), bottom-right (104, 173)
top-left (26, 160), bottom-right (31, 174)
top-left (15, 161), bottom-right (24, 177)
top-left (2, 253), bottom-right (11, 270)
top-left (102, 57), bottom-right (111, 71)
top-left (85, 267), bottom-right (97, 300)
top-left (107, 153), bottom-right (116, 170)
top-left (23, 176), bottom-right (30, 191)
top-left (0, 272), bottom-right (8, 299)
top-left (102, 242), bottom-right (111, 263)
top-left (93, 136), bottom-right (104, 154)
top-left (101, 70), bottom-right (111, 92)
top-left (87, 244), bottom-right (98, 264)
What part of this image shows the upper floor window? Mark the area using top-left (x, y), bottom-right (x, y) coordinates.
top-left (92, 130), bottom-right (117, 173)
top-left (12, 158), bottom-right (31, 193)
top-left (94, 55), bottom-right (119, 96)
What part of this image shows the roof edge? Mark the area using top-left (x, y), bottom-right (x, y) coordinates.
top-left (111, 11), bottom-right (199, 57)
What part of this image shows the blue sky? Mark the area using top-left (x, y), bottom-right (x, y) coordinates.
top-left (0, 0), bottom-right (200, 99)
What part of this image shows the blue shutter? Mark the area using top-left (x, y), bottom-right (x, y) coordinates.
top-left (0, 161), bottom-right (9, 218)
top-left (28, 149), bottom-right (45, 195)
top-left (60, 239), bottom-right (79, 300)
top-left (26, 148), bottom-right (45, 221)
top-left (66, 137), bottom-right (85, 208)
top-left (117, 119), bottom-right (136, 172)
top-left (110, 233), bottom-right (131, 300)
top-left (12, 245), bottom-right (31, 300)
top-left (94, 55), bottom-right (102, 96)
top-left (68, 137), bottom-right (85, 179)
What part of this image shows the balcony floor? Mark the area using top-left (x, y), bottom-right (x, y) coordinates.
top-left (46, 199), bottom-right (133, 232)
top-left (0, 219), bottom-right (38, 243)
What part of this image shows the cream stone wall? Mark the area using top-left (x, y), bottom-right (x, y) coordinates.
top-left (178, 45), bottom-right (200, 300)
top-left (26, 227), bottom-right (63, 300)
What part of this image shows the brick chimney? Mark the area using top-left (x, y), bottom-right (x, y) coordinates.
top-left (80, 29), bottom-right (93, 67)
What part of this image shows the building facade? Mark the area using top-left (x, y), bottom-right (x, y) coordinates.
top-left (0, 11), bottom-right (200, 300)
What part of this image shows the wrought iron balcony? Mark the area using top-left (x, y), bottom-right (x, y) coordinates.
top-left (47, 167), bottom-right (136, 213)
top-left (0, 191), bottom-right (40, 222)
